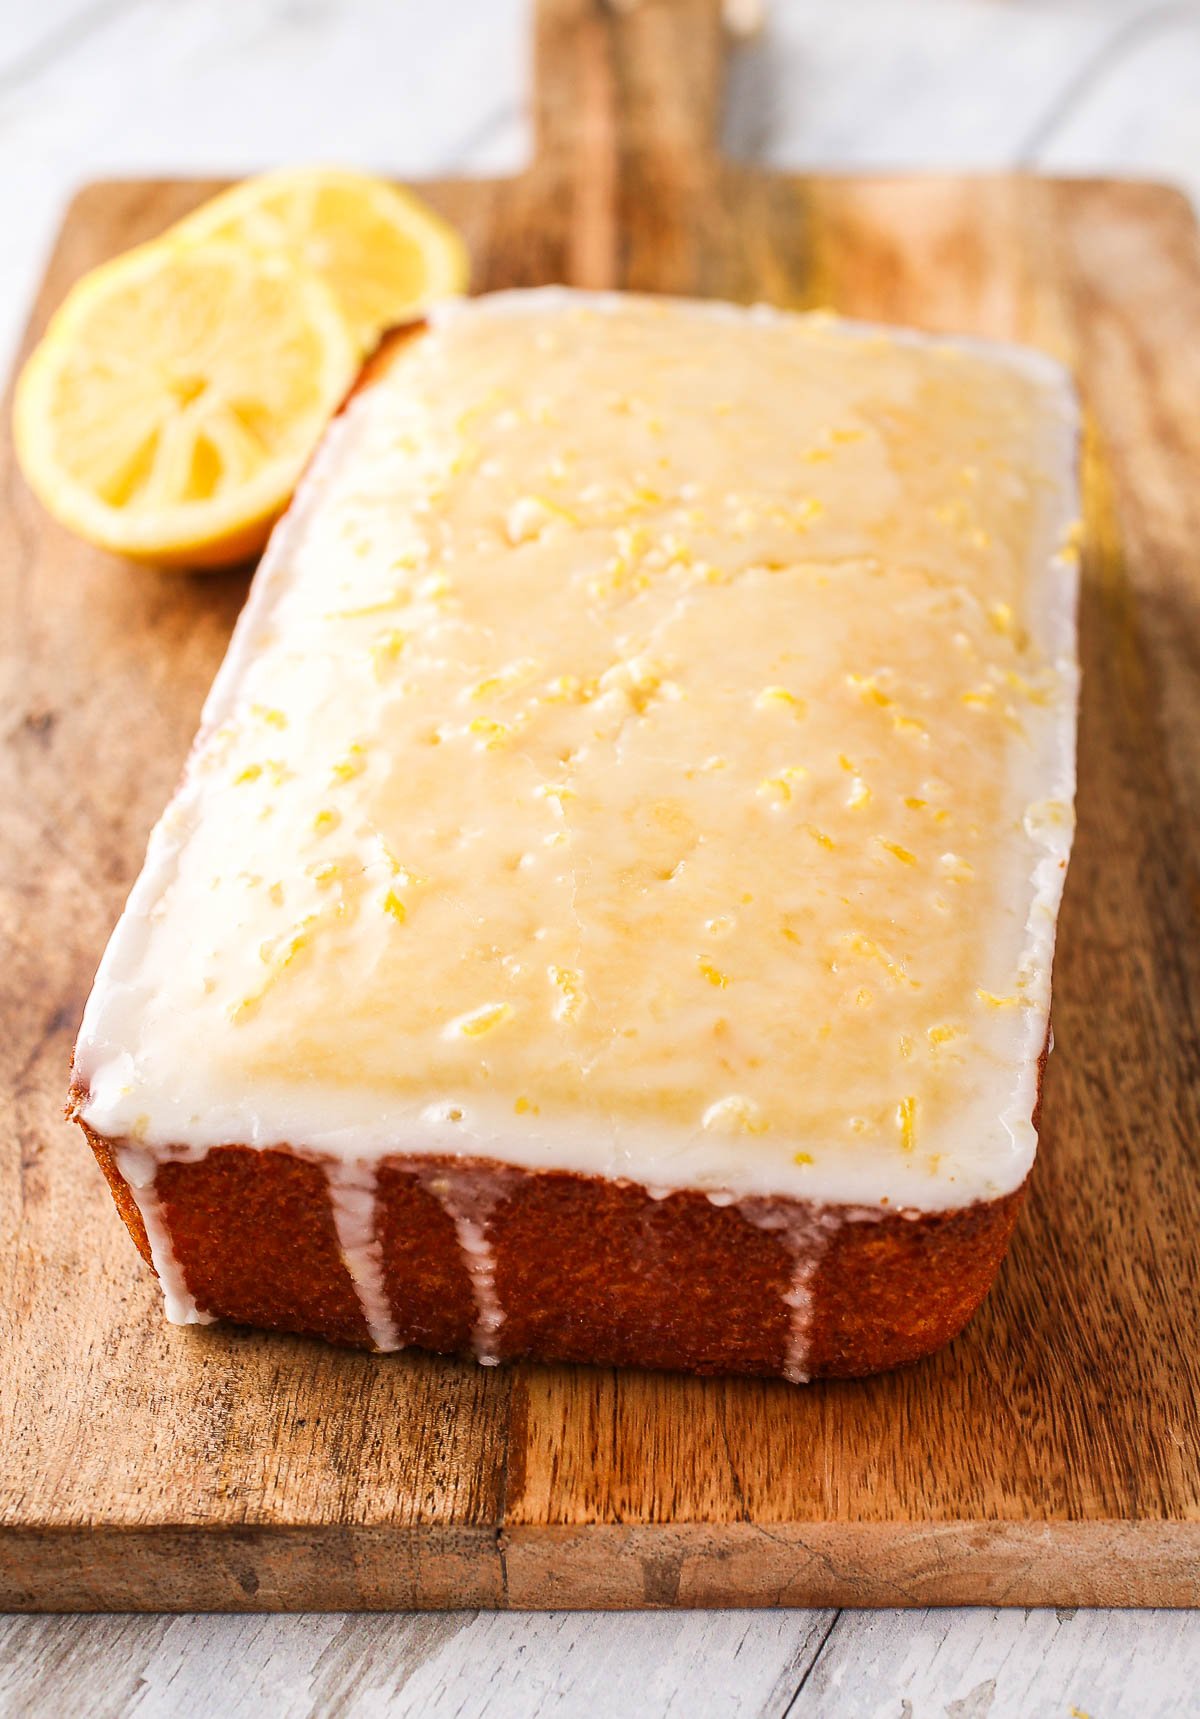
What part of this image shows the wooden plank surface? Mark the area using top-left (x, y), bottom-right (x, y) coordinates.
top-left (4, 1603), bottom-right (1200, 1719)
top-left (2, 0), bottom-right (1199, 1612)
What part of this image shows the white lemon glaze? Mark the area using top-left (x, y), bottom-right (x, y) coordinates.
top-left (76, 291), bottom-right (1080, 1231)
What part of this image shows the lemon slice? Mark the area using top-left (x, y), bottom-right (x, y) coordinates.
top-left (170, 167), bottom-right (469, 352)
top-left (14, 239), bottom-right (358, 567)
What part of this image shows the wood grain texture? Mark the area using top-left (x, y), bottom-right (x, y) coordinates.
top-left (0, 1607), bottom-right (834, 1719)
top-left (2, 0), bottom-right (1199, 1611)
top-left (3, 1605), bottom-right (1200, 1719)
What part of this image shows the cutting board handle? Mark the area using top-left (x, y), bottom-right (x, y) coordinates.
top-left (531, 0), bottom-right (729, 171)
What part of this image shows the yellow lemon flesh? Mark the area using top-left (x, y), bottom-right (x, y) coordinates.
top-left (13, 239), bottom-right (359, 567)
top-left (169, 167), bottom-right (469, 353)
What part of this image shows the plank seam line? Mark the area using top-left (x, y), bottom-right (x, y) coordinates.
top-left (781, 1608), bottom-right (842, 1715)
top-left (495, 1377), bottom-right (516, 1604)
top-left (1016, 1), bottom-right (1200, 165)
top-left (0, 0), bottom-right (150, 106)
top-left (441, 100), bottom-right (524, 175)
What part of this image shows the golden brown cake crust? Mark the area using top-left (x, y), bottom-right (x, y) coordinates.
top-left (76, 1116), bottom-right (1026, 1379)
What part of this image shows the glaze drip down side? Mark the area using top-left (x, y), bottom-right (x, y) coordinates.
top-left (79, 1126), bottom-right (1029, 1378)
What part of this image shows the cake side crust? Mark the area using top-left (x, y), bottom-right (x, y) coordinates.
top-left (76, 1118), bottom-right (1026, 1380)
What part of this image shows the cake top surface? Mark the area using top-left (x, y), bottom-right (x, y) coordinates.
top-left (76, 290), bottom-right (1079, 1208)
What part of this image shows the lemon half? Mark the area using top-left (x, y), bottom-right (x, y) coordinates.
top-left (14, 239), bottom-right (359, 567)
top-left (169, 167), bottom-right (469, 353)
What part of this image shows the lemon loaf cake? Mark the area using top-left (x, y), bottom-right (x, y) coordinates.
top-left (71, 290), bottom-right (1080, 1379)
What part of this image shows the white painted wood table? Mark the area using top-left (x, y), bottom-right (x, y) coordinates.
top-left (3, 1), bottom-right (1199, 1712)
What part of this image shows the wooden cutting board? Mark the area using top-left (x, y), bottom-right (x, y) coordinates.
top-left (2, 0), bottom-right (1198, 1611)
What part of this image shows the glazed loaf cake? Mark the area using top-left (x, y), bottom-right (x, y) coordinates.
top-left (71, 290), bottom-right (1080, 1379)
